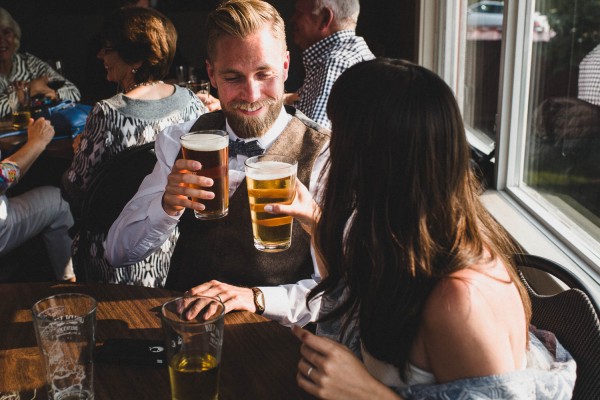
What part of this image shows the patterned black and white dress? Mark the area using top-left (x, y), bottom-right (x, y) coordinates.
top-left (62, 84), bottom-right (205, 287)
top-left (0, 52), bottom-right (81, 118)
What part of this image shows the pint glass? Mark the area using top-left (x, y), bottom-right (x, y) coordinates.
top-left (180, 130), bottom-right (229, 219)
top-left (32, 293), bottom-right (97, 400)
top-left (244, 154), bottom-right (297, 252)
top-left (161, 296), bottom-right (225, 400)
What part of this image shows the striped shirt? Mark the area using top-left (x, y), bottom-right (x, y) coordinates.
top-left (0, 52), bottom-right (81, 118)
top-left (294, 30), bottom-right (375, 130)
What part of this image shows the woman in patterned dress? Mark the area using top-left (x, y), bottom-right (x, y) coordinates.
top-left (62, 7), bottom-right (206, 287)
top-left (0, 7), bottom-right (81, 118)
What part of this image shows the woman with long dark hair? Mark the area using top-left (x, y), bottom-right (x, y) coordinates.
top-left (268, 58), bottom-right (575, 399)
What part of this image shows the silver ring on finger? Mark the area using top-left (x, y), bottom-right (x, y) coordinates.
top-left (307, 366), bottom-right (313, 379)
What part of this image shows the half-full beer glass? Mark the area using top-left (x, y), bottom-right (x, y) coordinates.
top-left (161, 296), bottom-right (225, 400)
top-left (245, 154), bottom-right (297, 252)
top-left (180, 130), bottom-right (229, 219)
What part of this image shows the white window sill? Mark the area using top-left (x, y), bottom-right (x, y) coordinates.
top-left (481, 190), bottom-right (600, 301)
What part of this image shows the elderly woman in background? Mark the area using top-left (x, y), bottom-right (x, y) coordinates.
top-left (62, 6), bottom-right (205, 287)
top-left (0, 7), bottom-right (81, 118)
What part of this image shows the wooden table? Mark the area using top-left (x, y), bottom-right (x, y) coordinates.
top-left (0, 282), bottom-right (307, 399)
top-left (0, 121), bottom-right (74, 160)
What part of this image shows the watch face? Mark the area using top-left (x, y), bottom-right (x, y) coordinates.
top-left (257, 292), bottom-right (265, 308)
top-left (253, 288), bottom-right (265, 313)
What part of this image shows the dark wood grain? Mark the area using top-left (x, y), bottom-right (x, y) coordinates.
top-left (0, 282), bottom-right (305, 399)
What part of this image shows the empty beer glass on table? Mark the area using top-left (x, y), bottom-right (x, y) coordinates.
top-left (31, 293), bottom-right (97, 400)
top-left (180, 130), bottom-right (229, 219)
top-left (161, 296), bottom-right (225, 400)
top-left (245, 154), bottom-right (297, 252)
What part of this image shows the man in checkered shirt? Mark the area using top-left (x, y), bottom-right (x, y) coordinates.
top-left (286, 0), bottom-right (374, 130)
top-left (578, 44), bottom-right (600, 106)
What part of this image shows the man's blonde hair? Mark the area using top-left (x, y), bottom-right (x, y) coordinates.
top-left (205, 0), bottom-right (286, 61)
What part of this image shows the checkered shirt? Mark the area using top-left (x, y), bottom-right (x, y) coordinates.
top-left (578, 44), bottom-right (600, 106)
top-left (295, 30), bottom-right (374, 130)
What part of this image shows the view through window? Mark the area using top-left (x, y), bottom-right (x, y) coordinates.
top-left (463, 0), bottom-right (600, 246)
top-left (525, 0), bottom-right (600, 242)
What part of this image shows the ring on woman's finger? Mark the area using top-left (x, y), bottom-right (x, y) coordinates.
top-left (307, 366), bottom-right (313, 379)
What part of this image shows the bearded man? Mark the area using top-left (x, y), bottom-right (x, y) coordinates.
top-left (106, 0), bottom-right (330, 327)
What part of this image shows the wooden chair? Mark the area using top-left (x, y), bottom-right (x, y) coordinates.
top-left (75, 142), bottom-right (157, 281)
top-left (514, 253), bottom-right (600, 400)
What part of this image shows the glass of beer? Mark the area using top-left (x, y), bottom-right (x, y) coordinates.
top-left (8, 84), bottom-right (31, 130)
top-left (245, 154), bottom-right (297, 252)
top-left (161, 296), bottom-right (225, 400)
top-left (11, 108), bottom-right (31, 130)
top-left (180, 130), bottom-right (229, 219)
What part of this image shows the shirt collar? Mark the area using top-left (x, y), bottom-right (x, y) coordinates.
top-left (225, 105), bottom-right (291, 150)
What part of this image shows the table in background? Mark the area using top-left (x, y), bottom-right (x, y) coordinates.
top-left (1, 121), bottom-right (74, 198)
top-left (0, 282), bottom-right (306, 399)
top-left (0, 121), bottom-right (74, 160)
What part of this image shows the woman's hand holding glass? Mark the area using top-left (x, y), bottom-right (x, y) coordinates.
top-left (263, 180), bottom-right (320, 236)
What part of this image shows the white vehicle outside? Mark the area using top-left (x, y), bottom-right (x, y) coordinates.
top-left (467, 1), bottom-right (550, 34)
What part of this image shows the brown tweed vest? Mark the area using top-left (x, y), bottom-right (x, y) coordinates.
top-left (165, 107), bottom-right (330, 291)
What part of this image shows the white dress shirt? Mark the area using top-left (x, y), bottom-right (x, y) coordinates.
top-left (105, 106), bottom-right (328, 326)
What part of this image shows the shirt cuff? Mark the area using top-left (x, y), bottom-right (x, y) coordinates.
top-left (260, 285), bottom-right (293, 321)
top-left (259, 279), bottom-right (321, 327)
top-left (147, 194), bottom-right (183, 226)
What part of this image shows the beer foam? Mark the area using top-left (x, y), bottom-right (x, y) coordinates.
top-left (245, 161), bottom-right (296, 180)
top-left (181, 134), bottom-right (228, 151)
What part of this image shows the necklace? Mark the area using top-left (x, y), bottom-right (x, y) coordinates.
top-left (124, 80), bottom-right (164, 93)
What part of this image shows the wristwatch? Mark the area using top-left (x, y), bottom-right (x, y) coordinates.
top-left (251, 287), bottom-right (265, 315)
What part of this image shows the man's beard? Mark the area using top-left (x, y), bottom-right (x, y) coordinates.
top-left (222, 97), bottom-right (283, 138)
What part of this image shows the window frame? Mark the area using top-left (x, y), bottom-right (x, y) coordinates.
top-left (418, 0), bottom-right (600, 293)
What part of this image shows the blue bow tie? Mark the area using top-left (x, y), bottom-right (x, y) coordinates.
top-left (229, 139), bottom-right (265, 157)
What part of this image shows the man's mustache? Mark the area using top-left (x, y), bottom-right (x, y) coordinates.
top-left (230, 98), bottom-right (276, 111)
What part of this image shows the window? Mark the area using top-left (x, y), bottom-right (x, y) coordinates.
top-left (524, 0), bottom-right (600, 245)
top-left (420, 0), bottom-right (600, 287)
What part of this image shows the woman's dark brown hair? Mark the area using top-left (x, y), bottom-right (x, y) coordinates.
top-left (101, 6), bottom-right (177, 83)
top-left (310, 58), bottom-right (531, 379)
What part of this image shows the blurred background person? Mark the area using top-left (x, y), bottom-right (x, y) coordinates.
top-left (61, 6), bottom-right (206, 287)
top-left (1, 118), bottom-right (75, 282)
top-left (0, 7), bottom-right (81, 118)
top-left (284, 0), bottom-right (374, 129)
top-left (578, 43), bottom-right (600, 106)
top-left (269, 58), bottom-right (576, 399)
